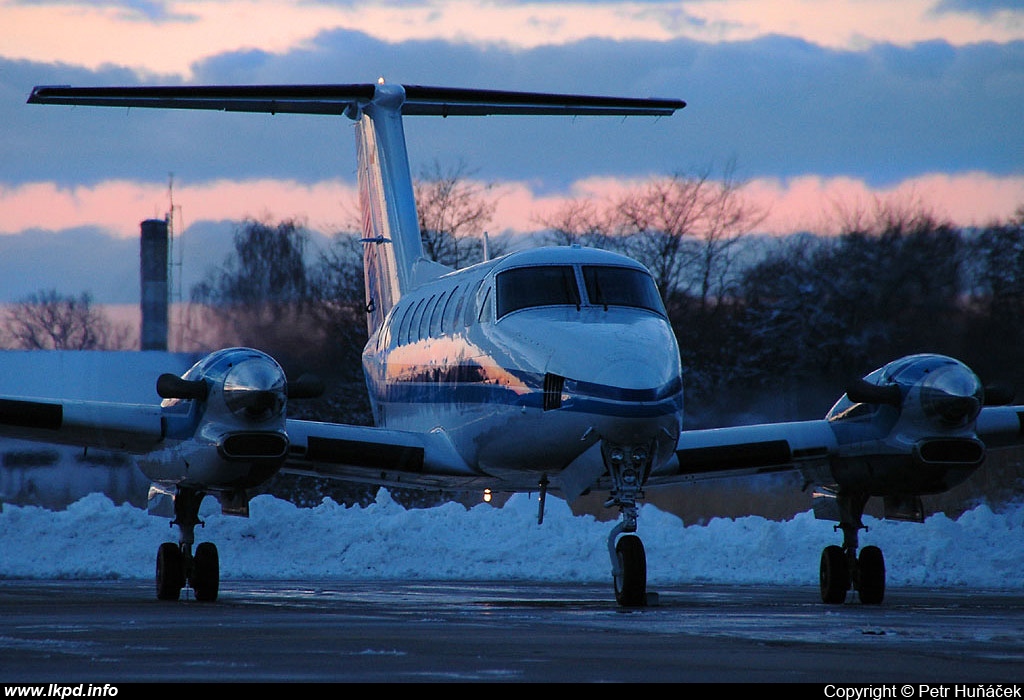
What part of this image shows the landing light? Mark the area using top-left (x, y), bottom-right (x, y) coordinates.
top-left (483, 489), bottom-right (492, 503)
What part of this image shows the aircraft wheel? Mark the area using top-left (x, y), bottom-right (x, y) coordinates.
top-left (613, 534), bottom-right (647, 607)
top-left (156, 542), bottom-right (184, 601)
top-left (819, 545), bottom-right (849, 604)
top-left (857, 545), bottom-right (885, 605)
top-left (191, 542), bottom-right (220, 602)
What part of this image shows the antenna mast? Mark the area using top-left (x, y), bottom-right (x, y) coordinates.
top-left (167, 174), bottom-right (185, 349)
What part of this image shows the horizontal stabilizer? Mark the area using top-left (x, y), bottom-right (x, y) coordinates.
top-left (28, 84), bottom-right (376, 115)
top-left (29, 83), bottom-right (685, 118)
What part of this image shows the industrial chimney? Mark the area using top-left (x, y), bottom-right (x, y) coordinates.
top-left (140, 218), bottom-right (169, 351)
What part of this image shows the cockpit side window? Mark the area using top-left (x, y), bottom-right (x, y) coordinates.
top-left (496, 265), bottom-right (581, 318)
top-left (582, 266), bottom-right (666, 316)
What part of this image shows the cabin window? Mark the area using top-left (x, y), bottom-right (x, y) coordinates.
top-left (478, 286), bottom-right (493, 323)
top-left (582, 266), bottom-right (666, 316)
top-left (377, 307), bottom-right (395, 350)
top-left (396, 302), bottom-right (415, 346)
top-left (496, 265), bottom-right (581, 318)
top-left (419, 295), bottom-right (436, 340)
top-left (464, 279), bottom-right (484, 326)
top-left (407, 297), bottom-right (427, 343)
top-left (451, 294), bottom-right (466, 329)
top-left (429, 291), bottom-right (447, 337)
top-left (441, 285), bottom-right (460, 333)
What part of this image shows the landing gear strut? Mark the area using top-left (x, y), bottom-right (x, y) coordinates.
top-left (155, 488), bottom-right (220, 602)
top-left (605, 441), bottom-right (652, 607)
top-left (819, 491), bottom-right (885, 605)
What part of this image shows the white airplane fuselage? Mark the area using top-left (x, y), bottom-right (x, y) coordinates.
top-left (362, 245), bottom-right (684, 487)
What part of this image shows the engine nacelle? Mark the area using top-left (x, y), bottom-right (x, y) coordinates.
top-left (825, 354), bottom-right (992, 496)
top-left (142, 348), bottom-right (307, 491)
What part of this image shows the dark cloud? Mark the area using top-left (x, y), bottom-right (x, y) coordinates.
top-left (1, 30), bottom-right (1021, 192)
top-left (0, 226), bottom-right (139, 303)
top-left (936, 0), bottom-right (1022, 16)
top-left (0, 221), bottom-right (243, 304)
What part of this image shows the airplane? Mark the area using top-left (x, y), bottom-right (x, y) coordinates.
top-left (3, 79), bottom-right (1022, 607)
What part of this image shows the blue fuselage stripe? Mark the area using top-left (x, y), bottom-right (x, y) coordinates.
top-left (369, 373), bottom-right (683, 418)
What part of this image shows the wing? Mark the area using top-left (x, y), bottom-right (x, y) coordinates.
top-left (656, 354), bottom-right (1024, 524)
top-left (656, 418), bottom-right (838, 487)
top-left (975, 404), bottom-right (1024, 449)
top-left (0, 395), bottom-right (164, 453)
top-left (281, 419), bottom-right (492, 492)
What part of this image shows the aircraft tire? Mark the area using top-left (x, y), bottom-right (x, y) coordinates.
top-left (819, 545), bottom-right (849, 604)
top-left (613, 534), bottom-right (647, 607)
top-left (857, 545), bottom-right (885, 605)
top-left (156, 542), bottom-right (184, 601)
top-left (191, 542), bottom-right (220, 602)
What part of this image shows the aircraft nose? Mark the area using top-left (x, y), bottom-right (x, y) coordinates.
top-left (920, 363), bottom-right (983, 427)
top-left (554, 318), bottom-right (682, 409)
top-left (591, 318), bottom-right (680, 390)
top-left (594, 357), bottom-right (664, 389)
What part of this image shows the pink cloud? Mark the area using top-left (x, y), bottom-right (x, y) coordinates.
top-left (744, 173), bottom-right (1024, 235)
top-left (0, 179), bottom-right (361, 239)
top-left (2, 1), bottom-right (1021, 79)
top-left (2, 173), bottom-right (1021, 243)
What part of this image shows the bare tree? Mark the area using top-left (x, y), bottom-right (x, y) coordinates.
top-left (690, 167), bottom-right (767, 310)
top-left (415, 159), bottom-right (498, 268)
top-left (308, 231), bottom-right (369, 377)
top-left (192, 217), bottom-right (310, 309)
top-left (610, 166), bottom-right (764, 308)
top-left (534, 198), bottom-right (611, 248)
top-left (823, 190), bottom-right (940, 238)
top-left (2, 289), bottom-right (130, 350)
top-left (189, 217), bottom-right (314, 360)
top-left (736, 206), bottom-right (965, 386)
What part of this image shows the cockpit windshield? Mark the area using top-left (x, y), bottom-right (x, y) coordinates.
top-left (582, 265), bottom-right (666, 315)
top-left (495, 264), bottom-right (665, 318)
top-left (496, 265), bottom-right (580, 317)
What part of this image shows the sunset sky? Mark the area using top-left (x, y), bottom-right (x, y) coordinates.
top-left (0, 0), bottom-right (1022, 303)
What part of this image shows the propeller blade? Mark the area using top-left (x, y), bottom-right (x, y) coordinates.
top-left (983, 383), bottom-right (1015, 406)
top-left (845, 378), bottom-right (902, 407)
top-left (287, 374), bottom-right (325, 399)
top-left (156, 373), bottom-right (209, 401)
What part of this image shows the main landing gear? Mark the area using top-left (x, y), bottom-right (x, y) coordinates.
top-left (819, 491), bottom-right (886, 605)
top-left (155, 488), bottom-right (220, 602)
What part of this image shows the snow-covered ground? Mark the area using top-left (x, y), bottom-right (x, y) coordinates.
top-left (1, 489), bottom-right (1021, 590)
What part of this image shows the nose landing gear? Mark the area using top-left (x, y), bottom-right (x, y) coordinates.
top-left (819, 491), bottom-right (886, 605)
top-left (610, 520), bottom-right (647, 607)
top-left (154, 488), bottom-right (220, 602)
top-left (604, 441), bottom-right (654, 607)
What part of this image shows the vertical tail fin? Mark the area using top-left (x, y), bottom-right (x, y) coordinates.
top-left (355, 103), bottom-right (406, 337)
top-left (356, 83), bottom-right (451, 336)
